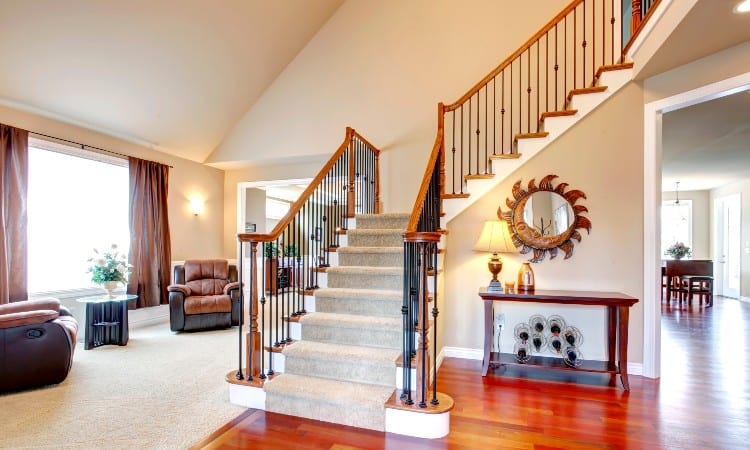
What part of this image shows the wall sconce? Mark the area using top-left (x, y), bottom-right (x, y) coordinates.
top-left (473, 220), bottom-right (519, 291)
top-left (189, 198), bottom-right (204, 216)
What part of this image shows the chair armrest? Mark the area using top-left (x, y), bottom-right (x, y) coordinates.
top-left (0, 298), bottom-right (60, 316)
top-left (224, 281), bottom-right (241, 295)
top-left (167, 284), bottom-right (191, 296)
top-left (0, 309), bottom-right (60, 329)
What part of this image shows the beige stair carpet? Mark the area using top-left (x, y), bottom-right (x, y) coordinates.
top-left (264, 213), bottom-right (409, 431)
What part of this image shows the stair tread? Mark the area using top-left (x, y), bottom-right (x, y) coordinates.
top-left (326, 266), bottom-right (401, 275)
top-left (348, 229), bottom-right (404, 234)
top-left (283, 340), bottom-right (400, 365)
top-left (514, 132), bottom-right (549, 140)
top-left (567, 85), bottom-right (608, 101)
top-left (337, 246), bottom-right (402, 254)
top-left (442, 193), bottom-right (470, 199)
top-left (301, 312), bottom-right (401, 328)
top-left (489, 153), bottom-right (522, 160)
top-left (265, 373), bottom-right (395, 408)
top-left (355, 213), bottom-right (410, 220)
top-left (540, 109), bottom-right (577, 120)
top-left (314, 287), bottom-right (402, 299)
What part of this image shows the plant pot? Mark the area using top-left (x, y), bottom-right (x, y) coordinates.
top-left (103, 281), bottom-right (119, 298)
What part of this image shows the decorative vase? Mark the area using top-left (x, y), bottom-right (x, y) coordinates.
top-left (103, 281), bottom-right (119, 298)
top-left (673, 255), bottom-right (683, 260)
top-left (517, 262), bottom-right (535, 292)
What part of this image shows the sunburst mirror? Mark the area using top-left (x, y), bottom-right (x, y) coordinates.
top-left (498, 174), bottom-right (591, 263)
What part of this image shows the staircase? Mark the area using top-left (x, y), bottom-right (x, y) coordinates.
top-left (229, 0), bottom-right (664, 440)
top-left (264, 213), bottom-right (407, 431)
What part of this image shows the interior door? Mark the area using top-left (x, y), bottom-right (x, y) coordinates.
top-left (714, 194), bottom-right (741, 298)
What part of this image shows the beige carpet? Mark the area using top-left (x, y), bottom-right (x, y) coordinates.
top-left (0, 319), bottom-right (244, 449)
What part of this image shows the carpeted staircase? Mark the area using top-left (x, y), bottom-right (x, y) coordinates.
top-left (263, 213), bottom-right (409, 431)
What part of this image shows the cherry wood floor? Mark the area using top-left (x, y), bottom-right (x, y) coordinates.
top-left (194, 297), bottom-right (750, 449)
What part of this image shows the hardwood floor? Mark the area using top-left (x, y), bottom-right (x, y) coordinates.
top-left (194, 297), bottom-right (750, 449)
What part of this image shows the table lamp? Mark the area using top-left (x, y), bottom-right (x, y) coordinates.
top-left (473, 220), bottom-right (518, 291)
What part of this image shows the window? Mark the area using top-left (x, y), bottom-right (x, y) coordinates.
top-left (661, 200), bottom-right (692, 257)
top-left (27, 140), bottom-right (129, 293)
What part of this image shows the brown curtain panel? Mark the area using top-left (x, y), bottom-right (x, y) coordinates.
top-left (127, 157), bottom-right (171, 308)
top-left (0, 124), bottom-right (29, 304)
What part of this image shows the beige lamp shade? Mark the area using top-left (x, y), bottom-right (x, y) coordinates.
top-left (473, 220), bottom-right (518, 254)
top-left (473, 220), bottom-right (518, 291)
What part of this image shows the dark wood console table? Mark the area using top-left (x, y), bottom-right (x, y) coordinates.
top-left (478, 288), bottom-right (639, 390)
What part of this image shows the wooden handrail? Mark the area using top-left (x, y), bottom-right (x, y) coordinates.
top-left (238, 127), bottom-right (379, 243)
top-left (405, 104), bottom-right (445, 232)
top-left (445, 0), bottom-right (584, 112)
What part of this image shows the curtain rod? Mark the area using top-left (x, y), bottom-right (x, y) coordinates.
top-left (29, 131), bottom-right (174, 168)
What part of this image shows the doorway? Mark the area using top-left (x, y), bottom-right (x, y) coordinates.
top-left (714, 193), bottom-right (741, 298)
top-left (643, 71), bottom-right (750, 379)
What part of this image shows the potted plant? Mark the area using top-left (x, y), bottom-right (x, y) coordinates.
top-left (87, 244), bottom-right (132, 297)
top-left (665, 242), bottom-right (691, 260)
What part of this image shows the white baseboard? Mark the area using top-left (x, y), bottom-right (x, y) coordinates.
top-left (441, 347), bottom-right (483, 360)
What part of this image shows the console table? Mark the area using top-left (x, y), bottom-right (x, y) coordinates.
top-left (77, 294), bottom-right (137, 350)
top-left (478, 288), bottom-right (639, 390)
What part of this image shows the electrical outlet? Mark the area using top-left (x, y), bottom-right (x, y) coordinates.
top-left (494, 312), bottom-right (505, 330)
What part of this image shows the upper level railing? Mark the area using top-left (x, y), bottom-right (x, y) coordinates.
top-left (402, 0), bottom-right (662, 408)
top-left (234, 127), bottom-right (379, 383)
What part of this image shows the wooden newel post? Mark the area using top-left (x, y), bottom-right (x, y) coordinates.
top-left (415, 243), bottom-right (431, 408)
top-left (246, 241), bottom-right (262, 380)
top-left (631, 0), bottom-right (642, 35)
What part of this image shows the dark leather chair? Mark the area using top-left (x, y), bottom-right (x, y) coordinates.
top-left (167, 259), bottom-right (240, 332)
top-left (0, 298), bottom-right (78, 392)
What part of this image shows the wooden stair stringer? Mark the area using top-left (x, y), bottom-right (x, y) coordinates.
top-left (441, 66), bottom-right (633, 225)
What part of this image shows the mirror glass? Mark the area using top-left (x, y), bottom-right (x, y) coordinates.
top-left (522, 191), bottom-right (575, 237)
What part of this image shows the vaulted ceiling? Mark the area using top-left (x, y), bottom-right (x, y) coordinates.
top-left (0, 0), bottom-right (343, 162)
top-left (1, 0), bottom-right (749, 180)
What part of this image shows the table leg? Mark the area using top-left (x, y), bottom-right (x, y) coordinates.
top-left (482, 300), bottom-right (492, 376)
top-left (118, 300), bottom-right (129, 345)
top-left (84, 303), bottom-right (95, 350)
top-left (618, 306), bottom-right (630, 391)
top-left (607, 306), bottom-right (616, 373)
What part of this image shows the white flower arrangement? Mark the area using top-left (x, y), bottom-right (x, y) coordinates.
top-left (87, 244), bottom-right (132, 285)
top-left (665, 242), bottom-right (691, 259)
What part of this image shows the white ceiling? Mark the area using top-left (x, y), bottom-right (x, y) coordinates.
top-left (0, 0), bottom-right (343, 162)
top-left (655, 0), bottom-right (750, 192)
top-left (1, 0), bottom-right (748, 180)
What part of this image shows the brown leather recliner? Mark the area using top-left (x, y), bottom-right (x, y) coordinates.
top-left (168, 259), bottom-right (241, 332)
top-left (0, 298), bottom-right (78, 392)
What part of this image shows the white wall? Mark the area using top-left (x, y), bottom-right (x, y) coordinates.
top-left (209, 0), bottom-right (568, 214)
top-left (444, 83), bottom-right (645, 362)
top-left (0, 104), bottom-right (225, 261)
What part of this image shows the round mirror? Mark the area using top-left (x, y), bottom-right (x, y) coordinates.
top-left (498, 174), bottom-right (591, 262)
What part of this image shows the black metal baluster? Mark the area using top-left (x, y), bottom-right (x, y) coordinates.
top-left (501, 71), bottom-right (505, 155)
top-left (484, 85), bottom-right (488, 173)
top-left (451, 111), bottom-right (456, 194)
top-left (525, 47), bottom-right (531, 133)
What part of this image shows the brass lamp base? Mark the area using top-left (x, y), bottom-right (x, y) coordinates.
top-left (487, 253), bottom-right (503, 292)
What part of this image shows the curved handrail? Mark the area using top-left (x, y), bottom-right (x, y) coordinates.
top-left (445, 0), bottom-right (584, 112)
top-left (406, 105), bottom-right (445, 233)
top-left (238, 127), bottom-right (380, 243)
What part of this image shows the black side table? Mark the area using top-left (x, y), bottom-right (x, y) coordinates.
top-left (76, 294), bottom-right (138, 350)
